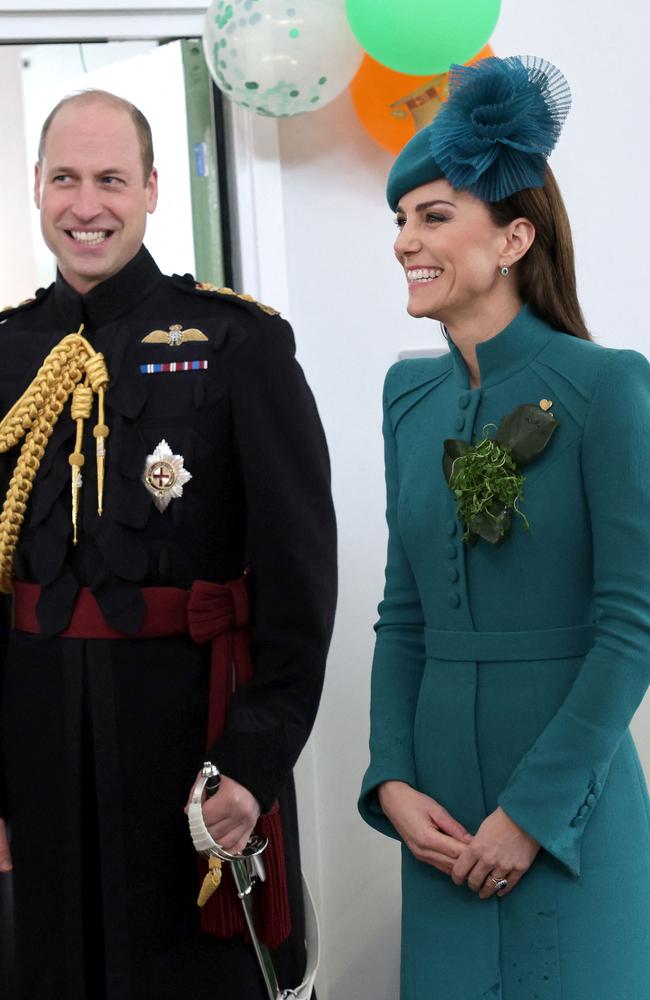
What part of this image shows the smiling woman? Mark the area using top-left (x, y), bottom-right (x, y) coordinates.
top-left (393, 184), bottom-right (535, 339)
top-left (359, 54), bottom-right (650, 1000)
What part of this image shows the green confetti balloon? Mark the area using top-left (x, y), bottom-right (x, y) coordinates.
top-left (345, 0), bottom-right (501, 75)
top-left (203, 0), bottom-right (363, 118)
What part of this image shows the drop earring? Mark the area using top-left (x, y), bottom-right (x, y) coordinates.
top-left (500, 264), bottom-right (510, 277)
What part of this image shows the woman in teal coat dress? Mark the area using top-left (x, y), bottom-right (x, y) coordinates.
top-left (358, 56), bottom-right (650, 999)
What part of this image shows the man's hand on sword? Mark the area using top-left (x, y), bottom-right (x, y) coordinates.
top-left (185, 773), bottom-right (261, 856)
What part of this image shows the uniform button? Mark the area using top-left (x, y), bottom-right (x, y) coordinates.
top-left (448, 592), bottom-right (461, 609)
top-left (586, 793), bottom-right (596, 808)
top-left (458, 393), bottom-right (470, 409)
top-left (454, 416), bottom-right (465, 432)
top-left (446, 520), bottom-right (457, 536)
top-left (577, 804), bottom-right (589, 818)
top-left (446, 544), bottom-right (457, 560)
top-left (447, 566), bottom-right (459, 582)
top-left (592, 781), bottom-right (602, 795)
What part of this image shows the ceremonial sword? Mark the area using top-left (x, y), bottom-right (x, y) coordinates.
top-left (188, 763), bottom-right (316, 1000)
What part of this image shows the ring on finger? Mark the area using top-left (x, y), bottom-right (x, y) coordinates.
top-left (489, 873), bottom-right (509, 891)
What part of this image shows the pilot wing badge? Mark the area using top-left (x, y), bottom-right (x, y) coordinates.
top-left (141, 324), bottom-right (209, 347)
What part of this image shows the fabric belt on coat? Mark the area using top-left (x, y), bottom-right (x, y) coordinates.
top-left (12, 577), bottom-right (291, 950)
top-left (424, 623), bottom-right (596, 662)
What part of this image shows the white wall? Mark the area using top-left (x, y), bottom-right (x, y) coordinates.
top-left (276, 2), bottom-right (650, 997)
top-left (0, 47), bottom-right (38, 305)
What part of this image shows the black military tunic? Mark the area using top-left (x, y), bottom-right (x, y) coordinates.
top-left (0, 246), bottom-right (337, 1000)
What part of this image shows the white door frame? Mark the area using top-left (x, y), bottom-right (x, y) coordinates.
top-left (0, 2), bottom-right (205, 42)
top-left (0, 2), bottom-right (290, 312)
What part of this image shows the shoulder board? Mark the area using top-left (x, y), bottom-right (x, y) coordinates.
top-left (1, 297), bottom-right (35, 314)
top-left (194, 280), bottom-right (280, 317)
top-left (0, 285), bottom-right (52, 321)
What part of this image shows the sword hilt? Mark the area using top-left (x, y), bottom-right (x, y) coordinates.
top-left (201, 760), bottom-right (221, 797)
top-left (188, 770), bottom-right (279, 1000)
top-left (188, 770), bottom-right (268, 867)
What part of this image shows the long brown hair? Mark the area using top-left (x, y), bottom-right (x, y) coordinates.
top-left (488, 167), bottom-right (591, 341)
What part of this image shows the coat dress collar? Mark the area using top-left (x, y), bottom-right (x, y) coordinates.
top-left (447, 304), bottom-right (556, 389)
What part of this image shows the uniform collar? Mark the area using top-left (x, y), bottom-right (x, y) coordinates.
top-left (54, 244), bottom-right (164, 330)
top-left (448, 304), bottom-right (555, 388)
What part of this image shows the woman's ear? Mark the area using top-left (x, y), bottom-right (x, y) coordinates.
top-left (503, 217), bottom-right (536, 266)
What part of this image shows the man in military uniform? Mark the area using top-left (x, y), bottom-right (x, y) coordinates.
top-left (0, 90), bottom-right (336, 999)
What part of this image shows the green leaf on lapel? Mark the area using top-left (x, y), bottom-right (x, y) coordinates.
top-left (443, 402), bottom-right (559, 546)
top-left (495, 403), bottom-right (559, 467)
top-left (443, 438), bottom-right (471, 484)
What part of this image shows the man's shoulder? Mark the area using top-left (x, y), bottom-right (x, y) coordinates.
top-left (166, 273), bottom-right (282, 320)
top-left (0, 285), bottom-right (54, 329)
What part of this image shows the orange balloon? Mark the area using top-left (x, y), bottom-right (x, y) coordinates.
top-left (350, 44), bottom-right (494, 155)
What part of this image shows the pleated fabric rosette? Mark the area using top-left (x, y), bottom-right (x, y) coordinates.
top-left (429, 55), bottom-right (572, 201)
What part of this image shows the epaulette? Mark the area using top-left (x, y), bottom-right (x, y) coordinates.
top-left (0, 285), bottom-right (52, 321)
top-left (171, 273), bottom-right (280, 317)
top-left (195, 281), bottom-right (280, 317)
top-left (1, 297), bottom-right (35, 315)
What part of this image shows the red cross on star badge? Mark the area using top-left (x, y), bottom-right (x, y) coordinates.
top-left (143, 439), bottom-right (192, 512)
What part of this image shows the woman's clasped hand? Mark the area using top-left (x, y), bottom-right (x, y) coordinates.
top-left (378, 781), bottom-right (540, 899)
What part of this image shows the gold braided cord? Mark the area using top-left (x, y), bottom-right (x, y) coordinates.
top-left (0, 328), bottom-right (110, 593)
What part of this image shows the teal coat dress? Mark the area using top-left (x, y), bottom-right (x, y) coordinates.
top-left (359, 305), bottom-right (650, 1000)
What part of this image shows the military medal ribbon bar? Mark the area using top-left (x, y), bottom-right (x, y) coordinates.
top-left (140, 360), bottom-right (208, 375)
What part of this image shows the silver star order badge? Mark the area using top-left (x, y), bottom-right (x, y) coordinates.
top-left (143, 439), bottom-right (192, 512)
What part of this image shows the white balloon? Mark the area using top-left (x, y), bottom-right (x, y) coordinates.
top-left (203, 0), bottom-right (363, 117)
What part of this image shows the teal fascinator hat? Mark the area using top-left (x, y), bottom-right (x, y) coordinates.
top-left (386, 55), bottom-right (571, 211)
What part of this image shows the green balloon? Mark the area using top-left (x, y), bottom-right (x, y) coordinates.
top-left (345, 0), bottom-right (501, 75)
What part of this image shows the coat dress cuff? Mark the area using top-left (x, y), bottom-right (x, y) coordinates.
top-left (359, 764), bottom-right (418, 841)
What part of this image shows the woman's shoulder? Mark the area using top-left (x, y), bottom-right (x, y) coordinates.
top-left (534, 328), bottom-right (650, 402)
top-left (383, 354), bottom-right (453, 405)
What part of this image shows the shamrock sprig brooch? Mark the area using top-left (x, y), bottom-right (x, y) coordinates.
top-left (443, 400), bottom-right (559, 546)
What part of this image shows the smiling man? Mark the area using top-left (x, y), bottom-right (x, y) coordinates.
top-left (35, 93), bottom-right (159, 292)
top-left (0, 91), bottom-right (336, 1000)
